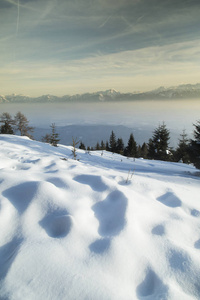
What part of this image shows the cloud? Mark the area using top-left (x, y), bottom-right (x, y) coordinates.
top-left (0, 0), bottom-right (200, 95)
top-left (1, 39), bottom-right (199, 94)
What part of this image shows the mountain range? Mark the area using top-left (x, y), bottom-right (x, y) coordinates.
top-left (0, 83), bottom-right (200, 103)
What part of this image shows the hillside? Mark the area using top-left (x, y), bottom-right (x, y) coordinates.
top-left (0, 135), bottom-right (200, 299)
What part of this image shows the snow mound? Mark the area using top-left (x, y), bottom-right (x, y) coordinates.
top-left (0, 135), bottom-right (200, 300)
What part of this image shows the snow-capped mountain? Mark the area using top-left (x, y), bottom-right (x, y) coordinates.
top-left (100, 89), bottom-right (120, 97)
top-left (0, 84), bottom-right (200, 103)
top-left (147, 83), bottom-right (200, 99)
top-left (2, 94), bottom-right (32, 103)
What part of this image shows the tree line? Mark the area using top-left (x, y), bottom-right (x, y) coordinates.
top-left (79, 122), bottom-right (200, 170)
top-left (0, 112), bottom-right (200, 169)
top-left (0, 112), bottom-right (34, 138)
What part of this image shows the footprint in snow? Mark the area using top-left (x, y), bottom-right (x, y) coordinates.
top-left (156, 191), bottom-right (181, 208)
top-left (39, 212), bottom-right (73, 238)
top-left (46, 177), bottom-right (69, 189)
top-left (73, 175), bottom-right (107, 192)
top-left (89, 238), bottom-right (111, 254)
top-left (136, 268), bottom-right (168, 299)
top-left (25, 158), bottom-right (41, 164)
top-left (68, 164), bottom-right (77, 170)
top-left (2, 181), bottom-right (39, 214)
top-left (194, 239), bottom-right (200, 249)
top-left (90, 190), bottom-right (127, 254)
top-left (191, 209), bottom-right (200, 217)
top-left (44, 162), bottom-right (58, 174)
top-left (92, 190), bottom-right (128, 237)
top-left (168, 249), bottom-right (190, 272)
top-left (151, 224), bottom-right (165, 236)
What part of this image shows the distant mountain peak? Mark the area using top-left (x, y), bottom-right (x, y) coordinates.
top-left (105, 88), bottom-right (119, 94)
top-left (97, 89), bottom-right (119, 96)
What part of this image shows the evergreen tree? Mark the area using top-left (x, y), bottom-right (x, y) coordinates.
top-left (175, 130), bottom-right (190, 163)
top-left (109, 131), bottom-right (117, 153)
top-left (95, 142), bottom-right (101, 150)
top-left (150, 123), bottom-right (170, 161)
top-left (116, 138), bottom-right (124, 155)
top-left (49, 123), bottom-right (60, 147)
top-left (106, 141), bottom-right (109, 151)
top-left (124, 133), bottom-right (137, 157)
top-left (14, 111), bottom-right (34, 138)
top-left (79, 141), bottom-right (86, 150)
top-left (141, 142), bottom-right (148, 159)
top-left (189, 120), bottom-right (200, 169)
top-left (71, 137), bottom-right (79, 160)
top-left (0, 112), bottom-right (14, 126)
top-left (100, 140), bottom-right (106, 150)
top-left (137, 145), bottom-right (142, 157)
top-left (42, 133), bottom-right (51, 143)
top-left (0, 112), bottom-right (15, 134)
top-left (0, 121), bottom-right (14, 134)
top-left (147, 138), bottom-right (155, 159)
top-left (193, 120), bottom-right (200, 141)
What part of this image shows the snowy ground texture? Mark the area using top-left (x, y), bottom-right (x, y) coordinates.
top-left (0, 135), bottom-right (200, 300)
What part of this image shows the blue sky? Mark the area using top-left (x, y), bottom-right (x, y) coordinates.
top-left (0, 0), bottom-right (200, 96)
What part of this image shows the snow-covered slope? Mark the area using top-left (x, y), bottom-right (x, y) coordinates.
top-left (0, 135), bottom-right (200, 300)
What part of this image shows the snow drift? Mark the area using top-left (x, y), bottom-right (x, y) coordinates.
top-left (0, 135), bottom-right (200, 300)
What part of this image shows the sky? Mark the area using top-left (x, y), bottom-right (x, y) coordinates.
top-left (0, 0), bottom-right (200, 96)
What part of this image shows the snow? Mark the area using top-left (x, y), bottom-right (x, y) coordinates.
top-left (0, 134), bottom-right (200, 300)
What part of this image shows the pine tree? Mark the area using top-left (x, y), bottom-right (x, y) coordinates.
top-left (71, 137), bottom-right (79, 160)
top-left (95, 142), bottom-right (101, 150)
top-left (49, 123), bottom-right (60, 147)
top-left (14, 111), bottom-right (34, 138)
top-left (0, 121), bottom-right (14, 134)
top-left (79, 142), bottom-right (86, 150)
top-left (193, 120), bottom-right (200, 141)
top-left (124, 133), bottom-right (137, 157)
top-left (100, 140), bottom-right (106, 150)
top-left (106, 141), bottom-right (109, 151)
top-left (116, 138), bottom-right (124, 155)
top-left (0, 112), bottom-right (14, 127)
top-left (0, 112), bottom-right (15, 135)
top-left (175, 130), bottom-right (190, 163)
top-left (147, 138), bottom-right (155, 159)
top-left (109, 131), bottom-right (117, 153)
top-left (150, 123), bottom-right (170, 161)
top-left (141, 142), bottom-right (148, 159)
top-left (189, 120), bottom-right (200, 169)
top-left (42, 133), bottom-right (51, 143)
top-left (137, 145), bottom-right (142, 157)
